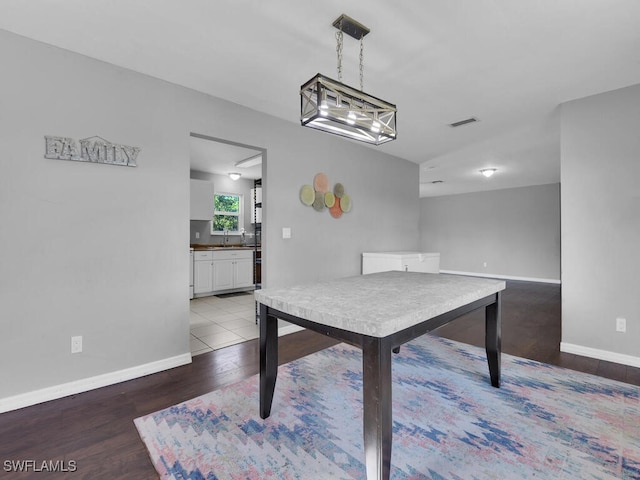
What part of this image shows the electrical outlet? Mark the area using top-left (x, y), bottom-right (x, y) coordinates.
top-left (616, 317), bottom-right (626, 333)
top-left (71, 335), bottom-right (83, 353)
top-left (195, 232), bottom-right (200, 239)
top-left (483, 262), bottom-right (487, 268)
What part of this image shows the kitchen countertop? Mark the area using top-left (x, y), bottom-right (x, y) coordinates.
top-left (190, 244), bottom-right (259, 251)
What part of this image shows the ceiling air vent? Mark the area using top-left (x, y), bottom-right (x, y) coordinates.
top-left (448, 117), bottom-right (478, 128)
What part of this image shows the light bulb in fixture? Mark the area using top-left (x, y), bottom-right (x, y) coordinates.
top-left (480, 168), bottom-right (497, 178)
top-left (228, 172), bottom-right (242, 181)
top-left (346, 111), bottom-right (356, 125)
top-left (319, 94), bottom-right (329, 116)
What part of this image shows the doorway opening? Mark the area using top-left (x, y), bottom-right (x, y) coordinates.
top-left (188, 133), bottom-right (265, 356)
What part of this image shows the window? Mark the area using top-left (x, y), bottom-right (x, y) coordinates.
top-left (212, 192), bottom-right (243, 234)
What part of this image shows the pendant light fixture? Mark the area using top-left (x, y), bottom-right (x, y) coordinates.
top-left (300, 14), bottom-right (397, 145)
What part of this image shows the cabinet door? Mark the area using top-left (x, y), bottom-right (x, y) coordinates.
top-left (190, 179), bottom-right (214, 220)
top-left (194, 260), bottom-right (213, 294)
top-left (234, 258), bottom-right (254, 288)
top-left (213, 259), bottom-right (234, 291)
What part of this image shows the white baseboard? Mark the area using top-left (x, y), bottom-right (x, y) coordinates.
top-left (560, 342), bottom-right (640, 368)
top-left (439, 270), bottom-right (561, 285)
top-left (0, 353), bottom-right (192, 414)
top-left (1, 326), bottom-right (309, 414)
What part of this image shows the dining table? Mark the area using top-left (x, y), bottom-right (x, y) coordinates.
top-left (255, 271), bottom-right (506, 480)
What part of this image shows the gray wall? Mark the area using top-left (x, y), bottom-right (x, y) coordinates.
top-left (264, 140), bottom-right (419, 287)
top-left (0, 29), bottom-right (418, 405)
top-left (419, 184), bottom-right (561, 282)
top-left (561, 83), bottom-right (640, 361)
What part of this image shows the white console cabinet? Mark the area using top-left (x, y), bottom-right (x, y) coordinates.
top-left (362, 252), bottom-right (440, 275)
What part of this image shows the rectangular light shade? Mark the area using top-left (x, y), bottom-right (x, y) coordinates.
top-left (300, 74), bottom-right (397, 145)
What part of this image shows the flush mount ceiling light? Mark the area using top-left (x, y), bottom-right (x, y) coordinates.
top-left (228, 172), bottom-right (242, 181)
top-left (300, 14), bottom-right (397, 145)
top-left (480, 168), bottom-right (497, 178)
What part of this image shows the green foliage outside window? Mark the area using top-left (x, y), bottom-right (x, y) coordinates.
top-left (213, 215), bottom-right (239, 232)
top-left (215, 195), bottom-right (239, 213)
top-left (213, 193), bottom-right (241, 233)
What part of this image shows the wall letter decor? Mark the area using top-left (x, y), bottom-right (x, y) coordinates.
top-left (45, 136), bottom-right (140, 167)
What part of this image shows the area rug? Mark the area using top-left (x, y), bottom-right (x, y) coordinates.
top-left (134, 336), bottom-right (640, 479)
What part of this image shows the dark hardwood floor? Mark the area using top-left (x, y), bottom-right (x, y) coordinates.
top-left (1, 280), bottom-right (638, 479)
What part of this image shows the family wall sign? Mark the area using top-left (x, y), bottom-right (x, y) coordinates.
top-left (44, 135), bottom-right (140, 167)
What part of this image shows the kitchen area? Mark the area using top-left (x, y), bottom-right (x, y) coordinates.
top-left (188, 133), bottom-right (264, 355)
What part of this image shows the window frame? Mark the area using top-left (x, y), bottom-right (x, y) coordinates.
top-left (211, 191), bottom-right (244, 235)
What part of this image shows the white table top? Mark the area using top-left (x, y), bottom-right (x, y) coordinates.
top-left (255, 271), bottom-right (506, 338)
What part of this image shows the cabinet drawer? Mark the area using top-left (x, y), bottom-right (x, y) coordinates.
top-left (194, 251), bottom-right (213, 261)
top-left (212, 249), bottom-right (253, 261)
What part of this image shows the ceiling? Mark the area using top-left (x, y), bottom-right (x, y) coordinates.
top-left (190, 135), bottom-right (263, 180)
top-left (2, 1), bottom-right (639, 197)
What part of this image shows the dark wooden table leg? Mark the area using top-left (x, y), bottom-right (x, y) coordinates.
top-left (260, 303), bottom-right (278, 418)
top-left (362, 337), bottom-right (393, 480)
top-left (485, 291), bottom-right (502, 388)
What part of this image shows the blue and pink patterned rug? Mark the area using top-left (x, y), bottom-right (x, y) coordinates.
top-left (134, 336), bottom-right (640, 479)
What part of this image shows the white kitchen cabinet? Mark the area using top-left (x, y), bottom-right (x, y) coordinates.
top-left (234, 257), bottom-right (254, 288)
top-left (212, 257), bottom-right (234, 291)
top-left (193, 251), bottom-right (214, 294)
top-left (212, 250), bottom-right (254, 292)
top-left (190, 249), bottom-right (194, 299)
top-left (250, 187), bottom-right (262, 224)
top-left (362, 252), bottom-right (440, 275)
top-left (193, 249), bottom-right (255, 297)
top-left (190, 179), bottom-right (214, 221)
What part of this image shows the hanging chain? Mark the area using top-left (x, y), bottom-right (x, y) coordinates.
top-left (336, 27), bottom-right (344, 82)
top-left (359, 35), bottom-right (364, 91)
top-left (335, 19), bottom-right (365, 90)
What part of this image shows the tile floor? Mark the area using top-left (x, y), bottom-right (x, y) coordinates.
top-left (189, 291), bottom-right (259, 356)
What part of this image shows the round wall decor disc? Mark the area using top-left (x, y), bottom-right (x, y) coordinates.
top-left (313, 173), bottom-right (330, 193)
top-left (340, 194), bottom-right (352, 212)
top-left (300, 184), bottom-right (314, 206)
top-left (324, 191), bottom-right (336, 208)
top-left (312, 191), bottom-right (325, 211)
top-left (330, 197), bottom-right (343, 218)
